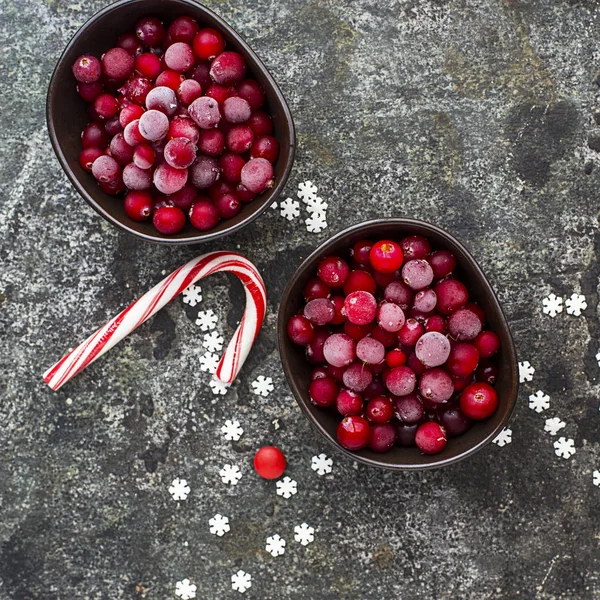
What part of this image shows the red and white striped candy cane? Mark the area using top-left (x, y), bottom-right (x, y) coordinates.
top-left (43, 251), bottom-right (267, 391)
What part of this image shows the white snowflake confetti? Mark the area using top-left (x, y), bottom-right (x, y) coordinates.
top-left (306, 212), bottom-right (328, 233)
top-left (593, 470), bottom-right (600, 487)
top-left (311, 453), bottom-right (333, 475)
top-left (297, 180), bottom-right (318, 203)
top-left (231, 570), bottom-right (252, 594)
top-left (203, 330), bottom-right (224, 353)
top-left (199, 352), bottom-right (220, 374)
top-left (528, 390), bottom-right (550, 413)
top-left (221, 419), bottom-right (243, 441)
top-left (544, 417), bottom-right (566, 436)
top-left (279, 197), bottom-right (300, 221)
top-left (182, 284), bottom-right (202, 307)
top-left (596, 350), bottom-right (600, 368)
top-left (294, 522), bottom-right (315, 546)
top-left (169, 478), bottom-right (190, 501)
top-left (209, 378), bottom-right (229, 396)
top-left (175, 578), bottom-right (197, 600)
top-left (304, 196), bottom-right (328, 214)
top-left (542, 293), bottom-right (563, 317)
top-left (209, 513), bottom-right (230, 537)
top-left (251, 375), bottom-right (274, 397)
top-left (196, 309), bottom-right (218, 331)
top-left (265, 534), bottom-right (286, 557)
top-left (518, 361), bottom-right (535, 383)
top-left (554, 437), bottom-right (576, 459)
top-left (270, 201), bottom-right (278, 209)
top-left (219, 464), bottom-right (242, 485)
top-left (565, 293), bottom-right (587, 316)
top-left (492, 427), bottom-right (512, 447)
top-left (276, 476), bottom-right (298, 499)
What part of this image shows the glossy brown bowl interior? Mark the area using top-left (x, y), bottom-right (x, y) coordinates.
top-left (278, 219), bottom-right (519, 471)
top-left (47, 0), bottom-right (295, 245)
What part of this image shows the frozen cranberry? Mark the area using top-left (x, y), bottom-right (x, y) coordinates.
top-left (79, 147), bottom-right (104, 172)
top-left (344, 291), bottom-right (377, 325)
top-left (205, 83), bottom-right (236, 105)
top-left (413, 288), bottom-right (437, 313)
top-left (400, 235), bottom-right (431, 260)
top-left (119, 104), bottom-right (145, 128)
top-left (214, 193), bottom-right (240, 219)
top-left (304, 278), bottom-right (330, 301)
top-left (337, 416), bottom-right (371, 450)
top-left (323, 333), bottom-right (356, 368)
top-left (386, 348), bottom-right (406, 368)
top-left (402, 259), bottom-right (433, 290)
top-left (251, 136), bottom-right (279, 163)
top-left (474, 331), bottom-right (500, 358)
top-left (460, 382), bottom-right (498, 420)
top-left (220, 96), bottom-right (251, 124)
top-left (164, 138), bottom-right (197, 169)
top-left (365, 395), bottom-right (393, 423)
top-left (123, 190), bottom-right (153, 221)
top-left (369, 240), bottom-right (403, 273)
top-left (415, 331), bottom-right (451, 367)
top-left (152, 206), bottom-right (185, 234)
top-left (254, 446), bottom-right (286, 480)
top-left (342, 363), bottom-right (373, 392)
top-left (303, 298), bottom-right (335, 326)
top-left (343, 270), bottom-right (376, 295)
top-left (393, 393), bottom-right (424, 424)
top-left (384, 281), bottom-right (412, 309)
top-left (448, 308), bottom-right (482, 341)
top-left (318, 256), bottom-right (350, 287)
top-left (145, 86), bottom-right (177, 116)
top-left (174, 80), bottom-right (201, 106)
top-left (93, 93), bottom-right (119, 119)
top-left (475, 360), bottom-right (498, 386)
top-left (189, 199), bottom-right (220, 231)
top-left (425, 314), bottom-right (446, 334)
top-left (153, 163), bottom-right (188, 194)
top-left (136, 16), bottom-right (165, 46)
top-left (415, 422), bottom-right (447, 455)
top-left (155, 69), bottom-right (185, 90)
top-left (99, 174), bottom-right (125, 195)
top-left (309, 376), bottom-right (338, 407)
top-left (386, 365), bottom-right (416, 397)
top-left (102, 47), bottom-right (134, 80)
top-left (117, 32), bottom-right (142, 56)
top-left (210, 51), bottom-right (247, 85)
top-left (248, 110), bottom-right (273, 136)
top-left (368, 423), bottom-right (397, 452)
top-left (91, 155), bottom-right (120, 183)
top-left (377, 302), bottom-right (405, 332)
top-left (336, 389), bottom-right (363, 417)
top-left (429, 250), bottom-right (457, 278)
top-left (122, 163), bottom-right (152, 190)
top-left (396, 422), bottom-right (418, 447)
top-left (226, 125), bottom-right (254, 153)
top-left (139, 109), bottom-right (169, 141)
top-left (77, 81), bottom-right (104, 102)
top-left (419, 368), bottom-right (454, 404)
top-left (81, 122), bottom-right (108, 148)
top-left (197, 129), bottom-right (225, 157)
top-left (123, 76), bottom-right (151, 105)
top-left (439, 406), bottom-right (471, 437)
top-left (356, 337), bottom-right (385, 365)
top-left (169, 16), bottom-right (199, 44)
top-left (72, 54), bottom-right (101, 83)
top-left (168, 117), bottom-right (200, 144)
top-left (189, 96), bottom-right (221, 129)
top-left (465, 302), bottom-right (486, 325)
top-left (446, 343), bottom-right (479, 377)
top-left (209, 180), bottom-right (235, 200)
top-left (193, 28), bottom-right (225, 60)
top-left (135, 52), bottom-right (162, 79)
top-left (132, 143), bottom-right (155, 170)
top-left (109, 133), bottom-right (134, 165)
top-left (164, 42), bottom-right (194, 72)
top-left (219, 152), bottom-right (245, 183)
top-left (434, 279), bottom-right (468, 315)
top-left (191, 155), bottom-right (220, 188)
top-left (124, 119), bottom-right (145, 146)
top-left (397, 318), bottom-right (424, 346)
top-left (236, 79), bottom-right (264, 110)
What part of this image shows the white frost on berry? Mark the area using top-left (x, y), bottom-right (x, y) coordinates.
top-left (306, 212), bottom-right (328, 233)
top-left (182, 284), bottom-right (202, 307)
top-left (265, 534), bottom-right (286, 557)
top-left (542, 293), bottom-right (563, 317)
top-left (231, 570), bottom-right (252, 594)
top-left (169, 478), bottom-right (190, 501)
top-left (518, 361), bottom-right (535, 383)
top-left (221, 419), bottom-right (243, 441)
top-left (202, 330), bottom-right (224, 353)
top-left (219, 464), bottom-right (242, 485)
top-left (209, 513), bottom-right (230, 537)
top-left (199, 352), bottom-right (219, 374)
top-left (294, 522), bottom-right (315, 546)
top-left (565, 293), bottom-right (587, 316)
top-left (305, 196), bottom-right (328, 214)
top-left (297, 180), bottom-right (318, 203)
top-left (529, 390), bottom-right (550, 413)
top-left (311, 453), bottom-right (333, 475)
top-left (196, 309), bottom-right (218, 331)
top-left (276, 476), bottom-right (297, 499)
top-left (492, 427), bottom-right (512, 447)
top-left (279, 197), bottom-right (300, 221)
top-left (544, 417), bottom-right (566, 436)
top-left (593, 470), bottom-right (600, 487)
top-left (209, 378), bottom-right (229, 396)
top-left (553, 437), bottom-right (576, 459)
top-left (175, 578), bottom-right (197, 600)
top-left (251, 375), bottom-right (274, 397)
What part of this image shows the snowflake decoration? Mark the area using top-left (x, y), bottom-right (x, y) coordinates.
top-left (265, 534), bottom-right (286, 557)
top-left (554, 437), bottom-right (576, 459)
top-left (209, 377), bottom-right (229, 396)
top-left (251, 375), bottom-right (274, 397)
top-left (279, 197), bottom-right (300, 221)
top-left (169, 478), bottom-right (190, 501)
top-left (231, 570), bottom-right (252, 594)
top-left (528, 390), bottom-right (550, 413)
top-left (270, 201), bottom-right (278, 209)
top-left (221, 419), bottom-right (243, 441)
top-left (492, 427), bottom-right (512, 447)
top-left (518, 361), bottom-right (535, 383)
top-left (203, 330), bottom-right (224, 353)
top-left (196, 309), bottom-right (218, 331)
top-left (542, 293), bottom-right (563, 317)
top-left (294, 522), bottom-right (315, 546)
top-left (297, 180), bottom-right (318, 202)
top-left (175, 579), bottom-right (197, 600)
top-left (276, 476), bottom-right (298, 499)
top-left (200, 352), bottom-right (220, 374)
top-left (306, 212), bottom-right (327, 233)
top-left (544, 417), bottom-right (566, 436)
top-left (304, 196), bottom-right (328, 214)
top-left (565, 293), bottom-right (587, 316)
top-left (596, 350), bottom-right (600, 368)
top-left (219, 464), bottom-right (242, 485)
top-left (593, 470), bottom-right (600, 487)
top-left (209, 513), bottom-right (230, 537)
top-left (311, 453), bottom-right (333, 475)
top-left (182, 284), bottom-right (202, 307)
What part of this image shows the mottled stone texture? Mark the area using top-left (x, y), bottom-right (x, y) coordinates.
top-left (0, 0), bottom-right (599, 598)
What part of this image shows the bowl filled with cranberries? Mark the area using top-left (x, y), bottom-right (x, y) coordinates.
top-left (278, 219), bottom-right (518, 470)
top-left (47, 0), bottom-right (294, 244)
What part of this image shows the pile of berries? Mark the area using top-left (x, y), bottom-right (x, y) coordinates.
top-left (72, 15), bottom-right (278, 235)
top-left (286, 236), bottom-right (501, 456)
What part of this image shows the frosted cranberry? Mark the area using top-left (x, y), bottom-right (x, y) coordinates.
top-left (226, 125), bottom-right (254, 153)
top-left (370, 240), bottom-right (403, 273)
top-left (234, 80), bottom-right (263, 111)
top-left (240, 158), bottom-right (273, 193)
top-left (155, 69), bottom-right (184, 90)
top-left (342, 363), bottom-right (373, 392)
top-left (365, 395), bottom-right (393, 423)
top-left (337, 416), bottom-right (370, 450)
top-left (396, 422), bottom-right (418, 447)
top-left (193, 28), bottom-right (225, 60)
top-left (209, 180), bottom-right (236, 200)
top-left (343, 270), bottom-right (376, 295)
top-left (311, 367), bottom-right (328, 380)
top-left (368, 423), bottom-right (396, 452)
top-left (323, 333), bottom-right (356, 368)
top-left (123, 190), bottom-right (153, 221)
top-left (218, 152), bottom-right (244, 182)
top-left (132, 143), bottom-right (155, 170)
top-left (109, 133), bottom-right (134, 165)
top-left (139, 109), bottom-right (169, 141)
top-left (189, 96), bottom-right (221, 129)
top-left (81, 122), bottom-right (108, 148)
top-left (77, 81), bottom-right (104, 102)
top-left (318, 256), bottom-right (350, 287)
top-left (377, 302), bottom-right (405, 332)
top-left (205, 83), bottom-right (237, 104)
top-left (452, 375), bottom-right (471, 392)
top-left (248, 110), bottom-right (273, 136)
top-left (189, 199), bottom-right (220, 231)
top-left (153, 163), bottom-right (188, 194)
top-left (415, 331), bottom-right (451, 367)
top-left (79, 147), bottom-right (104, 172)
top-left (135, 52), bottom-right (161, 79)
top-left (236, 185), bottom-right (256, 203)
top-left (123, 119), bottom-right (144, 146)
top-left (344, 291), bottom-right (377, 325)
top-left (384, 280), bottom-right (412, 309)
top-left (474, 331), bottom-right (500, 358)
top-left (460, 382), bottom-right (498, 420)
top-left (306, 328), bottom-right (329, 364)
top-left (99, 173), bottom-right (125, 195)
top-left (425, 315), bottom-right (446, 334)
top-left (122, 163), bottom-right (152, 190)
top-left (415, 422), bottom-right (447, 455)
top-left (191, 155), bottom-right (220, 188)
top-left (136, 16), bottom-right (165, 46)
top-left (439, 407), bottom-right (471, 437)
top-left (397, 318), bottom-right (424, 346)
top-left (400, 235), bottom-right (431, 260)
top-left (174, 80), bottom-right (201, 107)
top-left (124, 77), bottom-right (151, 105)
top-left (434, 279), bottom-right (468, 315)
top-left (386, 348), bottom-right (406, 368)
top-left (101, 47), bottom-right (134, 80)
top-left (93, 93), bottom-right (118, 119)
top-left (393, 393), bottom-right (424, 424)
top-left (344, 321), bottom-right (375, 342)
top-left (153, 206), bottom-right (185, 234)
top-left (91, 155), bottom-right (120, 183)
top-left (446, 343), bottom-right (479, 377)
top-left (168, 117), bottom-right (200, 144)
top-left (336, 389), bottom-right (363, 416)
top-left (419, 368), bottom-right (454, 403)
top-left (72, 54), bottom-right (101, 83)
top-left (192, 130), bottom-right (223, 159)
top-left (145, 86), bottom-right (177, 116)
top-left (164, 138), bottom-right (197, 169)
top-left (304, 298), bottom-right (335, 325)
top-left (165, 42), bottom-right (194, 72)
top-left (386, 366), bottom-right (416, 396)
top-left (413, 288), bottom-right (437, 313)
top-left (304, 277), bottom-right (330, 301)
top-left (210, 51), bottom-right (247, 85)
top-left (356, 337), bottom-right (385, 365)
top-left (448, 308), bottom-right (482, 341)
top-left (429, 250), bottom-right (457, 278)
top-left (370, 325), bottom-right (396, 348)
top-left (250, 136), bottom-right (278, 163)
top-left (222, 96), bottom-right (252, 124)
top-left (214, 193), bottom-right (240, 219)
top-left (475, 360), bottom-right (498, 386)
top-left (309, 377), bottom-right (338, 407)
top-left (168, 184), bottom-right (196, 211)
top-left (117, 32), bottom-right (142, 56)
top-left (118, 105), bottom-right (143, 129)
top-left (402, 259), bottom-right (433, 290)
top-left (466, 301), bottom-right (486, 324)
top-left (168, 16), bottom-right (199, 43)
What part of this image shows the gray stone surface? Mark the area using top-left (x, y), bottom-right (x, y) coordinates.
top-left (1, 0), bottom-right (599, 598)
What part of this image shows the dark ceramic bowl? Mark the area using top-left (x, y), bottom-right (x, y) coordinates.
top-left (47, 0), bottom-right (295, 245)
top-left (278, 219), bottom-right (519, 471)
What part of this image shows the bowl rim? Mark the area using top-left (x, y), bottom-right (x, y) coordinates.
top-left (277, 218), bottom-right (519, 471)
top-left (46, 0), bottom-right (296, 245)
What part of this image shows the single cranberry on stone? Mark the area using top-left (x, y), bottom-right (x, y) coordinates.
top-left (254, 446), bottom-right (286, 480)
top-left (337, 416), bottom-right (371, 451)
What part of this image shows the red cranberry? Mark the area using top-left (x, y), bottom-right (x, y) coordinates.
top-left (342, 363), bottom-right (373, 392)
top-left (429, 250), bottom-right (457, 278)
top-left (237, 79), bottom-right (265, 110)
top-left (217, 152), bottom-right (244, 183)
top-left (393, 393), bottom-right (424, 424)
top-left (318, 256), bottom-right (350, 287)
top-left (117, 32), bottom-right (142, 56)
top-left (189, 200), bottom-right (220, 231)
top-left (425, 314), bottom-right (446, 334)
top-left (251, 136), bottom-right (279, 162)
top-left (337, 416), bottom-right (371, 450)
top-left (197, 129), bottom-right (225, 157)
top-left (102, 47), bottom-right (134, 80)
top-left (377, 302), bottom-right (405, 332)
top-left (254, 446), bottom-right (286, 480)
top-left (385, 366), bottom-right (416, 396)
top-left (309, 376), bottom-right (339, 407)
top-left (176, 80), bottom-right (202, 106)
top-left (368, 423), bottom-right (397, 452)
top-left (363, 378), bottom-right (386, 400)
top-left (79, 147), bottom-right (104, 172)
top-left (402, 259), bottom-right (434, 290)
top-left (190, 156), bottom-right (220, 189)
top-left (164, 138), bottom-right (197, 169)
top-left (371, 325), bottom-right (397, 348)
top-left (327, 364), bottom-right (346, 382)
top-left (248, 110), bottom-right (273, 136)
top-left (209, 180), bottom-right (236, 201)
top-left (434, 279), bottom-right (468, 315)
top-left (210, 51), bottom-right (247, 85)
top-left (460, 382), bottom-right (498, 420)
top-left (77, 81), bottom-right (104, 102)
top-left (452, 375), bottom-right (471, 392)
top-left (169, 16), bottom-right (199, 44)
top-left (155, 69), bottom-right (185, 90)
top-left (475, 360), bottom-right (498, 386)
top-left (330, 296), bottom-right (346, 325)
top-left (133, 143), bottom-right (155, 170)
top-left (81, 122), bottom-right (108, 148)
top-left (72, 54), bottom-right (101, 83)
top-left (99, 174), bottom-right (125, 195)
top-left (206, 83), bottom-right (237, 104)
top-left (165, 42), bottom-right (195, 72)
top-left (153, 206), bottom-right (185, 235)
top-left (135, 52), bottom-right (162, 79)
top-left (189, 61), bottom-right (212, 89)
top-left (343, 270), bottom-right (376, 295)
top-left (304, 278), bottom-right (331, 301)
top-left (438, 407), bottom-right (471, 437)
top-left (415, 422), bottom-right (447, 455)
top-left (193, 28), bottom-right (225, 60)
top-left (400, 235), bottom-right (431, 260)
top-left (120, 104), bottom-right (145, 128)
top-left (385, 348), bottom-right (406, 368)
top-left (215, 193), bottom-right (241, 219)
top-left (124, 190), bottom-right (153, 221)
top-left (109, 133), bottom-right (134, 165)
top-left (384, 280), bottom-right (412, 310)
top-left (168, 117), bottom-right (200, 144)
top-left (311, 367), bottom-right (329, 381)
top-left (136, 16), bottom-right (165, 47)
top-left (365, 395), bottom-right (393, 423)
top-left (94, 93), bottom-right (119, 119)
top-left (336, 389), bottom-right (363, 416)
top-left (153, 163), bottom-right (188, 194)
top-left (91, 155), bottom-right (120, 183)
top-left (396, 422), bottom-right (418, 447)
top-left (351, 239), bottom-right (372, 264)
top-left (474, 331), bottom-right (500, 358)
top-left (446, 343), bottom-right (479, 377)
top-left (226, 125), bottom-right (254, 153)
top-left (370, 240), bottom-right (403, 273)
top-left (406, 351), bottom-right (426, 376)
top-left (322, 333), bottom-right (356, 367)
top-left (397, 318), bottom-right (424, 346)
top-left (304, 298), bottom-right (335, 326)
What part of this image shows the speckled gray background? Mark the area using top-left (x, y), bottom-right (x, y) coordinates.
top-left (1, 0), bottom-right (599, 598)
